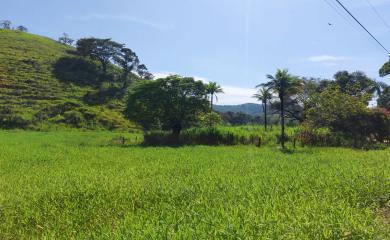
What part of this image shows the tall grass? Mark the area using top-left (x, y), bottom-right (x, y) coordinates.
top-left (0, 131), bottom-right (389, 239)
top-left (143, 125), bottom-right (299, 146)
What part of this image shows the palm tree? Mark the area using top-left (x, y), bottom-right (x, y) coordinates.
top-left (258, 69), bottom-right (301, 148)
top-left (206, 82), bottom-right (224, 111)
top-left (253, 87), bottom-right (272, 131)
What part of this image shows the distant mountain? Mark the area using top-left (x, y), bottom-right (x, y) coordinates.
top-left (214, 103), bottom-right (263, 116)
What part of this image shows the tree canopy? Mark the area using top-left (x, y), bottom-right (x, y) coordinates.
top-left (333, 71), bottom-right (377, 98)
top-left (76, 38), bottom-right (123, 74)
top-left (125, 75), bottom-right (209, 137)
top-left (379, 60), bottom-right (390, 77)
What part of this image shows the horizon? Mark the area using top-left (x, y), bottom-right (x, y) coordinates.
top-left (2, 0), bottom-right (390, 104)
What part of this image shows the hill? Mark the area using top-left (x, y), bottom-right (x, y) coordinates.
top-left (0, 29), bottom-right (136, 130)
top-left (214, 103), bottom-right (263, 116)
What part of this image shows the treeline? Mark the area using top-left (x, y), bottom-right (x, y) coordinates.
top-left (53, 34), bottom-right (154, 104)
top-left (0, 20), bottom-right (28, 32)
top-left (253, 70), bottom-right (389, 148)
top-left (126, 70), bottom-right (389, 148)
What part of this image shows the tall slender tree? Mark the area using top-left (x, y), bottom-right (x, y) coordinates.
top-left (113, 47), bottom-right (140, 92)
top-left (253, 87), bottom-right (272, 131)
top-left (206, 82), bottom-right (224, 111)
top-left (259, 69), bottom-right (301, 148)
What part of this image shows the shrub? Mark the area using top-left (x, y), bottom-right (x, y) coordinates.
top-left (0, 113), bottom-right (31, 129)
top-left (143, 127), bottom-right (262, 146)
top-left (63, 110), bottom-right (85, 127)
top-left (296, 128), bottom-right (347, 147)
top-left (198, 112), bottom-right (222, 127)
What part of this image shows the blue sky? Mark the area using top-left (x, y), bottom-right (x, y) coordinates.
top-left (2, 0), bottom-right (390, 104)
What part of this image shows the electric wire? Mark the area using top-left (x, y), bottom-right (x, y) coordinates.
top-left (334, 0), bottom-right (390, 55)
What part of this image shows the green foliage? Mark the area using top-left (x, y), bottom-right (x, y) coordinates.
top-left (214, 103), bottom-right (263, 116)
top-left (126, 75), bottom-right (209, 135)
top-left (260, 69), bottom-right (302, 147)
top-left (16, 25), bottom-right (28, 32)
top-left (253, 87), bottom-right (272, 130)
top-left (333, 71), bottom-right (377, 98)
top-left (221, 111), bottom-right (259, 125)
top-left (304, 87), bottom-right (389, 147)
top-left (198, 112), bottom-right (222, 127)
top-left (143, 127), bottom-right (263, 146)
top-left (76, 38), bottom-right (123, 74)
top-left (143, 125), bottom-right (300, 147)
top-left (0, 29), bottom-right (136, 130)
top-left (206, 82), bottom-right (224, 110)
top-left (377, 86), bottom-right (390, 110)
top-left (53, 56), bottom-right (102, 87)
top-left (306, 87), bottom-right (369, 126)
top-left (0, 131), bottom-right (389, 239)
top-left (379, 60), bottom-right (390, 77)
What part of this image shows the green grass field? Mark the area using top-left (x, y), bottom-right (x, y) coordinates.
top-left (0, 131), bottom-right (389, 239)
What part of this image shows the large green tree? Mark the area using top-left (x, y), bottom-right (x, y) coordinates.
top-left (253, 87), bottom-right (272, 131)
top-left (125, 75), bottom-right (208, 138)
top-left (333, 71), bottom-right (377, 98)
top-left (305, 87), bottom-right (389, 145)
top-left (76, 38), bottom-right (123, 75)
top-left (260, 69), bottom-right (301, 148)
top-left (113, 47), bottom-right (140, 92)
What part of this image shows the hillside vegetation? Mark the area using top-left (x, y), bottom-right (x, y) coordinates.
top-left (0, 29), bottom-right (136, 130)
top-left (215, 103), bottom-right (263, 116)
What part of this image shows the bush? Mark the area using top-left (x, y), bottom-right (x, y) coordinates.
top-left (198, 112), bottom-right (222, 127)
top-left (63, 110), bottom-right (85, 127)
top-left (143, 127), bottom-right (262, 146)
top-left (296, 128), bottom-right (347, 147)
top-left (0, 113), bottom-right (31, 129)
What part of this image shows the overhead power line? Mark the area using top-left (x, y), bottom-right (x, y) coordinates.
top-left (364, 0), bottom-right (390, 33)
top-left (322, 0), bottom-right (360, 32)
top-left (333, 0), bottom-right (390, 55)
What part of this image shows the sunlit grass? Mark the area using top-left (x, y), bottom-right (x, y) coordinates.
top-left (0, 131), bottom-right (389, 239)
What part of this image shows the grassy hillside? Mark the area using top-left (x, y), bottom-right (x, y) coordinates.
top-left (0, 29), bottom-right (136, 130)
top-left (0, 131), bottom-right (389, 239)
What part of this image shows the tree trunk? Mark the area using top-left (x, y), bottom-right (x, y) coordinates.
top-left (210, 94), bottom-right (214, 111)
top-left (280, 94), bottom-right (285, 148)
top-left (121, 70), bottom-right (130, 95)
top-left (172, 124), bottom-right (182, 143)
top-left (100, 59), bottom-right (108, 75)
top-left (264, 101), bottom-right (267, 131)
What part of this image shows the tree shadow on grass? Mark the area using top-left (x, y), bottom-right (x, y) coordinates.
top-left (83, 86), bottom-right (121, 105)
top-left (53, 56), bottom-right (102, 88)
